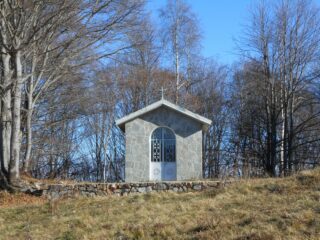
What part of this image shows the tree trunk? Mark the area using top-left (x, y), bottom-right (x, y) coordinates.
top-left (174, 17), bottom-right (180, 104)
top-left (175, 42), bottom-right (180, 103)
top-left (9, 51), bottom-right (23, 182)
top-left (0, 51), bottom-right (12, 176)
top-left (23, 78), bottom-right (34, 173)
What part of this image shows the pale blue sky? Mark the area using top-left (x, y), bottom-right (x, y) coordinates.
top-left (147, 0), bottom-right (320, 65)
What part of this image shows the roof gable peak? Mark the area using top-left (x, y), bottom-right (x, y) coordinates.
top-left (116, 98), bottom-right (212, 132)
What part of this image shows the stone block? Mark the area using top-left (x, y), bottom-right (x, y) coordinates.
top-left (172, 187), bottom-right (179, 192)
top-left (193, 184), bottom-right (202, 190)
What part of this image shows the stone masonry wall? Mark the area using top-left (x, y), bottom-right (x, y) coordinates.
top-left (24, 180), bottom-right (226, 199)
top-left (125, 106), bottom-right (203, 182)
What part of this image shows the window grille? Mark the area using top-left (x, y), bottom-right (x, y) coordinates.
top-left (151, 127), bottom-right (176, 162)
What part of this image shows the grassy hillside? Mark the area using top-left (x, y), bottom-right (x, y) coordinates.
top-left (0, 169), bottom-right (319, 240)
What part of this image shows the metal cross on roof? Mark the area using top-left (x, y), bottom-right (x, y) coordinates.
top-left (160, 86), bottom-right (166, 100)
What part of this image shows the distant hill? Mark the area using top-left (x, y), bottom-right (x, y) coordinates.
top-left (0, 169), bottom-right (319, 239)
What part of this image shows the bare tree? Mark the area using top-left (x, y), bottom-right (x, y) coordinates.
top-left (234, 0), bottom-right (320, 176)
top-left (0, 0), bottom-right (144, 188)
top-left (159, 0), bottom-right (201, 103)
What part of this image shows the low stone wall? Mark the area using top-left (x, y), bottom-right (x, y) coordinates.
top-left (25, 181), bottom-right (226, 199)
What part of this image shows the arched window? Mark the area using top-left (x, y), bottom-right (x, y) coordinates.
top-left (151, 127), bottom-right (176, 162)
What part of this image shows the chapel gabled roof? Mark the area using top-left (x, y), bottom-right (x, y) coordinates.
top-left (116, 98), bottom-right (212, 132)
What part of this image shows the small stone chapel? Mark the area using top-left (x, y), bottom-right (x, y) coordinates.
top-left (116, 97), bottom-right (212, 182)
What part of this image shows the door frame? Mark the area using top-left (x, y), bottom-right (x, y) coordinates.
top-left (149, 126), bottom-right (177, 181)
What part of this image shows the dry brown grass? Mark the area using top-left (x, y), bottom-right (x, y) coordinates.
top-left (20, 173), bottom-right (77, 185)
top-left (0, 169), bottom-right (320, 240)
top-left (0, 191), bottom-right (46, 208)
